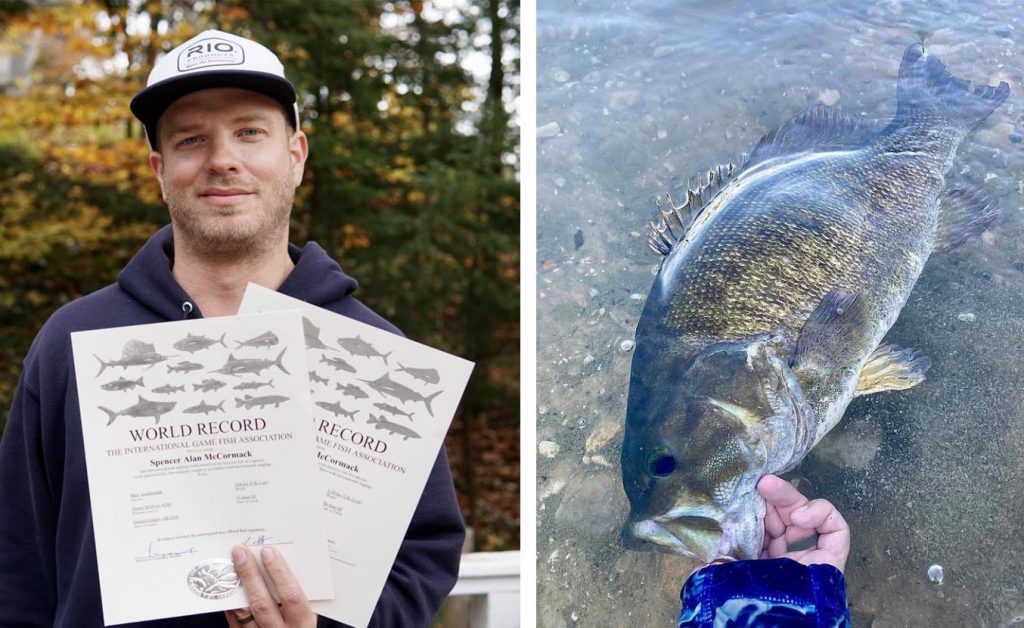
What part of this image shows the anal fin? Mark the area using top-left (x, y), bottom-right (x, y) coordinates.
top-left (854, 343), bottom-right (931, 397)
top-left (933, 185), bottom-right (999, 252)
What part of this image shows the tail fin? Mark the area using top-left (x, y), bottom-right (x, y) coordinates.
top-left (235, 397), bottom-right (245, 408)
top-left (381, 351), bottom-right (392, 366)
top-left (94, 355), bottom-right (110, 377)
top-left (216, 401), bottom-right (225, 411)
top-left (894, 44), bottom-right (1009, 130)
top-left (218, 333), bottom-right (228, 348)
top-left (273, 348), bottom-right (290, 375)
top-left (422, 390), bottom-right (442, 417)
top-left (100, 407), bottom-right (118, 426)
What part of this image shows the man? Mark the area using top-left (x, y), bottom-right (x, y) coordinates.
top-left (0, 29), bottom-right (465, 627)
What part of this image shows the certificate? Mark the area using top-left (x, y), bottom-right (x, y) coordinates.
top-left (239, 284), bottom-right (474, 628)
top-left (71, 310), bottom-right (333, 625)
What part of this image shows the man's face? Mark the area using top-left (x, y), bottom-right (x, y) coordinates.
top-left (149, 87), bottom-right (307, 258)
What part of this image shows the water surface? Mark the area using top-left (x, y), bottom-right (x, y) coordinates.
top-left (536, 1), bottom-right (1024, 626)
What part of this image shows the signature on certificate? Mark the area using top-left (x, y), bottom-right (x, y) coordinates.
top-left (143, 540), bottom-right (198, 560)
top-left (243, 534), bottom-right (273, 547)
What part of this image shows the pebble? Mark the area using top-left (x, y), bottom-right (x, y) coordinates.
top-left (550, 68), bottom-right (570, 83)
top-left (619, 339), bottom-right (635, 352)
top-left (585, 421), bottom-right (622, 454)
top-left (630, 293), bottom-right (644, 301)
top-left (1011, 129), bottom-right (1024, 144)
top-left (957, 312), bottom-right (976, 323)
top-left (583, 353), bottom-right (595, 366)
top-left (538, 122), bottom-right (561, 138)
top-left (538, 440), bottom-right (561, 458)
top-left (818, 88), bottom-right (841, 106)
top-left (927, 564), bottom-right (944, 584)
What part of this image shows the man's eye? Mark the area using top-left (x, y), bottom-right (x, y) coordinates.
top-left (239, 128), bottom-right (263, 137)
top-left (178, 136), bottom-right (201, 146)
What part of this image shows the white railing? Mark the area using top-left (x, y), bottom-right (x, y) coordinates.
top-left (445, 550), bottom-right (520, 628)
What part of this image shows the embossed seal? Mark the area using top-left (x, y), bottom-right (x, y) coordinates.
top-left (187, 559), bottom-right (240, 599)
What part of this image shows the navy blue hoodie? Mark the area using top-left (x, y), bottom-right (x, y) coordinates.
top-left (0, 225), bottom-right (465, 627)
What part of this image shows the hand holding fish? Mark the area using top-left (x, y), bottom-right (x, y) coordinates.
top-left (757, 475), bottom-right (849, 573)
top-left (226, 545), bottom-right (315, 628)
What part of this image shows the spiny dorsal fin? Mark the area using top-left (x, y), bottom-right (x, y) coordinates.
top-left (745, 104), bottom-right (876, 171)
top-left (647, 160), bottom-right (739, 256)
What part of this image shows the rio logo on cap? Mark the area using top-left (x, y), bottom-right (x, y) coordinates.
top-left (178, 37), bottom-right (245, 72)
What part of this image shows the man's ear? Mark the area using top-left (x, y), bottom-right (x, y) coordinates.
top-left (289, 130), bottom-right (309, 187)
top-left (149, 152), bottom-right (167, 202)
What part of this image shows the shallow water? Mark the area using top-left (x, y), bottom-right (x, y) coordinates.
top-left (536, 1), bottom-right (1024, 626)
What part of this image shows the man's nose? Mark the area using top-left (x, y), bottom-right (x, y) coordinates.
top-left (205, 136), bottom-right (241, 173)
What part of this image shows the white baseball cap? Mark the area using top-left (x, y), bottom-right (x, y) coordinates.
top-left (130, 29), bottom-right (299, 149)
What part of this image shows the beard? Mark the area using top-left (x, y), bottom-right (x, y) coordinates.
top-left (165, 166), bottom-right (295, 261)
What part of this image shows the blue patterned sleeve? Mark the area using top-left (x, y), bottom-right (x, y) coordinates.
top-left (678, 558), bottom-right (851, 628)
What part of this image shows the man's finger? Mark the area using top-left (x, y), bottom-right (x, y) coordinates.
top-left (259, 546), bottom-right (313, 626)
top-left (232, 545), bottom-right (283, 628)
top-left (811, 510), bottom-right (850, 571)
top-left (224, 608), bottom-right (255, 628)
top-left (762, 502), bottom-right (786, 538)
top-left (756, 474), bottom-right (808, 522)
top-left (789, 500), bottom-right (838, 530)
top-left (764, 533), bottom-right (789, 559)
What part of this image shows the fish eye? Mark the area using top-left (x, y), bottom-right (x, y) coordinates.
top-left (646, 452), bottom-right (677, 478)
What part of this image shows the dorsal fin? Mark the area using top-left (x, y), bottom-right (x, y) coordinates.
top-left (647, 160), bottom-right (739, 256)
top-left (745, 104), bottom-right (876, 170)
top-left (647, 106), bottom-right (877, 257)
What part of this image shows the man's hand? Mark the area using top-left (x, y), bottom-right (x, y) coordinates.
top-left (225, 545), bottom-right (317, 628)
top-left (757, 474), bottom-right (850, 573)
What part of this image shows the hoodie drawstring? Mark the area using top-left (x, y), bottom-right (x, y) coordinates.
top-left (181, 301), bottom-right (194, 319)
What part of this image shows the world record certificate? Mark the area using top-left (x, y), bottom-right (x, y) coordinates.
top-left (71, 309), bottom-right (332, 625)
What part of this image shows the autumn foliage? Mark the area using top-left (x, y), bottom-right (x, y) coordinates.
top-left (0, 0), bottom-right (519, 550)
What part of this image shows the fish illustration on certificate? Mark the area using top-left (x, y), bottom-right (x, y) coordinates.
top-left (238, 283), bottom-right (475, 628)
top-left (71, 309), bottom-right (332, 625)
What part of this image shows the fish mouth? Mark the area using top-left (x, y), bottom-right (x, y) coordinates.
top-left (622, 512), bottom-right (725, 561)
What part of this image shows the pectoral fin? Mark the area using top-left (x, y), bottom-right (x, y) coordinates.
top-left (792, 289), bottom-right (871, 375)
top-left (854, 343), bottom-right (931, 397)
top-left (933, 185), bottom-right (999, 252)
